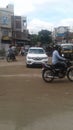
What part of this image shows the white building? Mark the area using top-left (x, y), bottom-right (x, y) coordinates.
top-left (0, 4), bottom-right (14, 50)
top-left (52, 26), bottom-right (69, 43)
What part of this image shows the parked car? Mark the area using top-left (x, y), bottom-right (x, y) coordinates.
top-left (26, 47), bottom-right (49, 67)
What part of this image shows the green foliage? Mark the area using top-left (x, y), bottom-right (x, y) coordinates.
top-left (30, 34), bottom-right (38, 46)
top-left (30, 29), bottom-right (53, 46)
top-left (38, 30), bottom-right (52, 45)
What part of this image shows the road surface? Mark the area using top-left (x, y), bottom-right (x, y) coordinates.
top-left (0, 56), bottom-right (73, 130)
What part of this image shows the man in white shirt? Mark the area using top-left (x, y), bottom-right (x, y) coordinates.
top-left (52, 45), bottom-right (66, 70)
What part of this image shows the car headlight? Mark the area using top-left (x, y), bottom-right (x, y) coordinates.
top-left (27, 57), bottom-right (33, 59)
top-left (43, 57), bottom-right (48, 59)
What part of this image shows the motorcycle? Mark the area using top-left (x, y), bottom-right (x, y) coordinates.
top-left (42, 60), bottom-right (73, 82)
top-left (6, 51), bottom-right (16, 62)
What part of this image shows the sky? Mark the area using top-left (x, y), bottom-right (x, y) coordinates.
top-left (0, 0), bottom-right (73, 34)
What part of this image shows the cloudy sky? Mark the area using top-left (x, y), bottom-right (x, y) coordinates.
top-left (0, 0), bottom-right (73, 34)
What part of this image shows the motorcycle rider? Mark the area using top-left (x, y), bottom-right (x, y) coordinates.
top-left (8, 45), bottom-right (16, 60)
top-left (52, 45), bottom-right (66, 70)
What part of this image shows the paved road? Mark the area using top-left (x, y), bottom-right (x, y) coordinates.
top-left (0, 56), bottom-right (73, 130)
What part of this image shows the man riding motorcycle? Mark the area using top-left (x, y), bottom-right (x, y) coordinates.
top-left (52, 45), bottom-right (66, 70)
top-left (7, 45), bottom-right (16, 60)
top-left (42, 44), bottom-right (73, 82)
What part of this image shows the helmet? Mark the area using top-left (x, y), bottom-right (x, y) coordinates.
top-left (54, 44), bottom-right (61, 52)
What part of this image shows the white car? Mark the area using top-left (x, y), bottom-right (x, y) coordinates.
top-left (26, 47), bottom-right (49, 67)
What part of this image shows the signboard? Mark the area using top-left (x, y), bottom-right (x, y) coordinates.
top-left (2, 36), bottom-right (10, 40)
top-left (0, 10), bottom-right (11, 28)
top-left (56, 33), bottom-right (66, 37)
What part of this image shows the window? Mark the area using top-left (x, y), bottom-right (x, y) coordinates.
top-left (15, 20), bottom-right (21, 29)
top-left (62, 45), bottom-right (73, 51)
top-left (29, 49), bottom-right (45, 54)
top-left (2, 29), bottom-right (8, 35)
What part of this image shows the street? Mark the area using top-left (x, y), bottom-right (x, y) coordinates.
top-left (0, 56), bottom-right (73, 130)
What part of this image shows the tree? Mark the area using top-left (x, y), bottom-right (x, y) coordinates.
top-left (30, 34), bottom-right (38, 46)
top-left (29, 29), bottom-right (53, 47)
top-left (38, 30), bottom-right (52, 45)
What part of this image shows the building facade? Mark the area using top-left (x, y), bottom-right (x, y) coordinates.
top-left (0, 4), bottom-right (30, 51)
top-left (11, 15), bottom-right (29, 46)
top-left (53, 26), bottom-right (69, 43)
top-left (0, 4), bottom-right (14, 49)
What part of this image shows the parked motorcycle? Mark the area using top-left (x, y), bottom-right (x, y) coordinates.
top-left (42, 60), bottom-right (73, 82)
top-left (6, 51), bottom-right (16, 62)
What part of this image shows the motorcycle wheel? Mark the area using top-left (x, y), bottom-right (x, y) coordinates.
top-left (6, 56), bottom-right (11, 62)
top-left (67, 68), bottom-right (73, 81)
top-left (42, 69), bottom-right (54, 83)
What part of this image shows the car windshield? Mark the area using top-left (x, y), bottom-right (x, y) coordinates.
top-left (62, 45), bottom-right (73, 51)
top-left (29, 49), bottom-right (45, 54)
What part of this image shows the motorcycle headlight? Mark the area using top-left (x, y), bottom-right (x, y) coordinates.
top-left (62, 54), bottom-right (64, 57)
